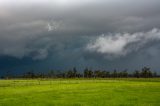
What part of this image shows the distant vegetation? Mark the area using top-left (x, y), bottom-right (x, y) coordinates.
top-left (2, 67), bottom-right (159, 79)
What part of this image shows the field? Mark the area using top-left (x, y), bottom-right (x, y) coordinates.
top-left (0, 78), bottom-right (160, 106)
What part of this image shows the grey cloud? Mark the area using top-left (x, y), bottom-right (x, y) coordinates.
top-left (0, 0), bottom-right (160, 71)
top-left (1, 0), bottom-right (160, 34)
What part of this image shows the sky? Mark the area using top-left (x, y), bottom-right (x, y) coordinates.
top-left (1, 0), bottom-right (160, 75)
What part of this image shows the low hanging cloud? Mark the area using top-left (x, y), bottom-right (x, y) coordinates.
top-left (86, 28), bottom-right (160, 58)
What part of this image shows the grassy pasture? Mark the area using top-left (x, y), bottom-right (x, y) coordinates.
top-left (0, 78), bottom-right (160, 106)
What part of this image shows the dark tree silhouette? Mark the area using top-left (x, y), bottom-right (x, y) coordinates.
top-left (112, 70), bottom-right (118, 78)
top-left (3, 66), bottom-right (158, 79)
top-left (48, 70), bottom-right (55, 78)
top-left (84, 68), bottom-right (89, 78)
top-left (133, 70), bottom-right (140, 78)
top-left (73, 67), bottom-right (77, 78)
top-left (141, 67), bottom-right (152, 78)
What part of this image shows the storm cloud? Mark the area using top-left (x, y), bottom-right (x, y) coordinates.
top-left (0, 0), bottom-right (160, 72)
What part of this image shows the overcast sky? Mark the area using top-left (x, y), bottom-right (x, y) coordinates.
top-left (1, 0), bottom-right (160, 74)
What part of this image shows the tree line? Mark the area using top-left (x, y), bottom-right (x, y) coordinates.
top-left (2, 66), bottom-right (159, 79)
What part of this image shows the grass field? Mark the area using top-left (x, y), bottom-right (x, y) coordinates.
top-left (0, 78), bottom-right (160, 106)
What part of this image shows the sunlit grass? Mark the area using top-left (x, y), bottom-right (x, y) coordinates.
top-left (0, 78), bottom-right (160, 106)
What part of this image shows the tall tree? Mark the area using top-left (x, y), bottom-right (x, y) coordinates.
top-left (112, 69), bottom-right (118, 78)
top-left (73, 67), bottom-right (77, 78)
top-left (141, 67), bottom-right (152, 78)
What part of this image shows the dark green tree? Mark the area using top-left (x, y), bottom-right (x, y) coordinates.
top-left (112, 69), bottom-right (118, 78)
top-left (133, 70), bottom-right (140, 78)
top-left (141, 67), bottom-right (152, 78)
top-left (73, 67), bottom-right (77, 78)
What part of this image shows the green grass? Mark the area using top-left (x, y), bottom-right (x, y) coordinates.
top-left (0, 78), bottom-right (160, 106)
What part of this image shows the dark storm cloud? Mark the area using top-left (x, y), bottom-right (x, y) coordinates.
top-left (1, 0), bottom-right (160, 72)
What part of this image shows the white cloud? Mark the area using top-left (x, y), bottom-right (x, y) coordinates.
top-left (86, 28), bottom-right (160, 58)
top-left (47, 21), bottom-right (62, 32)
